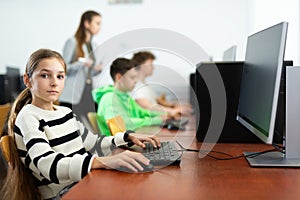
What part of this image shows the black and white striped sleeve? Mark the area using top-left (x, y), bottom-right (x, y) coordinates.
top-left (15, 113), bottom-right (93, 184)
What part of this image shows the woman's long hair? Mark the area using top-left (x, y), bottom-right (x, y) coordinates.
top-left (0, 49), bottom-right (66, 200)
top-left (74, 10), bottom-right (101, 59)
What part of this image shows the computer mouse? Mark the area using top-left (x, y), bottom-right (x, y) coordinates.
top-left (167, 123), bottom-right (186, 130)
top-left (162, 119), bottom-right (188, 130)
top-left (117, 162), bottom-right (154, 173)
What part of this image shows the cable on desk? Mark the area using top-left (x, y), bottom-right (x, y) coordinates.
top-left (273, 143), bottom-right (284, 153)
top-left (243, 148), bottom-right (279, 159)
top-left (274, 129), bottom-right (285, 144)
top-left (175, 141), bottom-right (236, 159)
top-left (175, 141), bottom-right (280, 160)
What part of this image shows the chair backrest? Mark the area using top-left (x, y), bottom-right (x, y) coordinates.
top-left (0, 103), bottom-right (10, 134)
top-left (106, 115), bottom-right (126, 136)
top-left (87, 112), bottom-right (100, 134)
top-left (0, 135), bottom-right (11, 163)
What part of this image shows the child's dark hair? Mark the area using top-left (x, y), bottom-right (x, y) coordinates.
top-left (0, 49), bottom-right (66, 200)
top-left (110, 58), bottom-right (138, 81)
top-left (132, 51), bottom-right (156, 66)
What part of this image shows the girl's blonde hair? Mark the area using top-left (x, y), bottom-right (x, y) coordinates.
top-left (0, 49), bottom-right (66, 200)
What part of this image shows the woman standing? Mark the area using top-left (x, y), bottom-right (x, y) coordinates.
top-left (59, 10), bottom-right (102, 119)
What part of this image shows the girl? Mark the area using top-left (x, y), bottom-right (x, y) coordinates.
top-left (59, 10), bottom-right (103, 119)
top-left (0, 49), bottom-right (160, 200)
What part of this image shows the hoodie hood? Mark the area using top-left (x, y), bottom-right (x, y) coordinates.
top-left (92, 85), bottom-right (115, 104)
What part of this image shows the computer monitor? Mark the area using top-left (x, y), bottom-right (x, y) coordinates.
top-left (236, 22), bottom-right (300, 167)
top-left (6, 66), bottom-right (21, 101)
top-left (223, 45), bottom-right (237, 61)
top-left (6, 66), bottom-right (20, 76)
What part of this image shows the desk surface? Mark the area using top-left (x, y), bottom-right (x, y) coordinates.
top-left (62, 117), bottom-right (300, 200)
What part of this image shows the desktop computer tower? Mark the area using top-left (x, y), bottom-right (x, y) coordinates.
top-left (286, 66), bottom-right (300, 158)
top-left (0, 74), bottom-right (25, 105)
top-left (195, 61), bottom-right (262, 143)
top-left (0, 75), bottom-right (10, 105)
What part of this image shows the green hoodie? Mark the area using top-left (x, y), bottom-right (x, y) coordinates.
top-left (92, 85), bottom-right (163, 136)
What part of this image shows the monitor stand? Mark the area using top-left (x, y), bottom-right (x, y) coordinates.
top-left (244, 152), bottom-right (300, 167)
top-left (244, 67), bottom-right (300, 168)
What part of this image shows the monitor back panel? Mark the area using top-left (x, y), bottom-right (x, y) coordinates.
top-left (195, 62), bottom-right (262, 143)
top-left (189, 73), bottom-right (196, 110)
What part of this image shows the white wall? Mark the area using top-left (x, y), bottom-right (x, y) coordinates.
top-left (247, 0), bottom-right (299, 65)
top-left (0, 0), bottom-right (249, 99)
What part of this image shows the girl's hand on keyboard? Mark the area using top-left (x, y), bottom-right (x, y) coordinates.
top-left (93, 150), bottom-right (150, 172)
top-left (128, 133), bottom-right (161, 149)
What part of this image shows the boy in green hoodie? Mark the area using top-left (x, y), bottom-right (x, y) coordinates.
top-left (92, 58), bottom-right (168, 136)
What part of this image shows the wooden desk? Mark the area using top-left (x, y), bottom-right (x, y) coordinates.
top-left (62, 117), bottom-right (300, 200)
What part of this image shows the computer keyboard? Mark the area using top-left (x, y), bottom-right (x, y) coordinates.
top-left (142, 141), bottom-right (182, 166)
